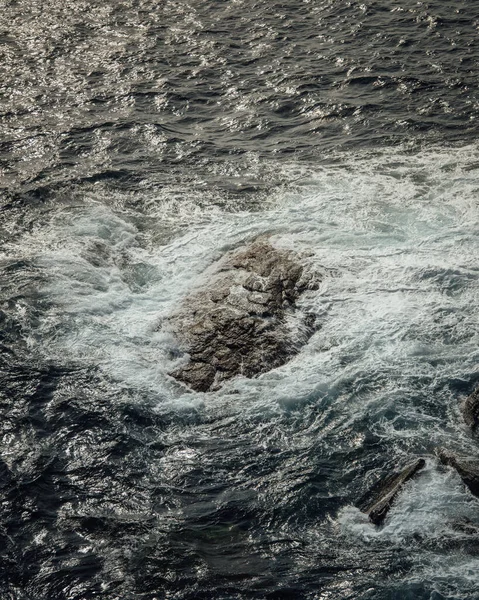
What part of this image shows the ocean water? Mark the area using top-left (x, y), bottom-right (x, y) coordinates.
top-left (1, 1), bottom-right (479, 599)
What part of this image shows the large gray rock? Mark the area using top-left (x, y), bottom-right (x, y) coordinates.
top-left (437, 449), bottom-right (479, 498)
top-left (167, 239), bottom-right (319, 392)
top-left (357, 458), bottom-right (426, 526)
top-left (462, 388), bottom-right (479, 433)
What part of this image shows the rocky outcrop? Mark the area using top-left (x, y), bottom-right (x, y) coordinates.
top-left (357, 458), bottom-right (426, 526)
top-left (167, 239), bottom-right (319, 392)
top-left (462, 388), bottom-right (479, 434)
top-left (437, 449), bottom-right (479, 498)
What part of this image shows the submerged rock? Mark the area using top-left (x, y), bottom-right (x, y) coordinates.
top-left (437, 449), bottom-right (479, 498)
top-left (357, 458), bottom-right (426, 526)
top-left (450, 517), bottom-right (479, 536)
top-left (167, 239), bottom-right (319, 392)
top-left (462, 388), bottom-right (479, 434)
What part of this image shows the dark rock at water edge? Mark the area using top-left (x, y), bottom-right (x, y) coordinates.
top-left (462, 387), bottom-right (479, 433)
top-left (357, 458), bottom-right (426, 526)
top-left (166, 239), bottom-right (319, 392)
top-left (437, 448), bottom-right (479, 498)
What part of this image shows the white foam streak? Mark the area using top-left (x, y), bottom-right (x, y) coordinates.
top-left (6, 146), bottom-right (475, 409)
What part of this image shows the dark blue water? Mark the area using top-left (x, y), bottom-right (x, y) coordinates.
top-left (2, 1), bottom-right (479, 599)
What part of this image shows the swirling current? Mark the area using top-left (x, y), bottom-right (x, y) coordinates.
top-left (1, 1), bottom-right (479, 599)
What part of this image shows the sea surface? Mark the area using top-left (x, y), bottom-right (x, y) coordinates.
top-left (1, 1), bottom-right (479, 598)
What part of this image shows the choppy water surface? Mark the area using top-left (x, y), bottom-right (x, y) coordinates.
top-left (1, 1), bottom-right (479, 599)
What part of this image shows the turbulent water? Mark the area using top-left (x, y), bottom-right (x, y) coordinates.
top-left (2, 1), bottom-right (479, 599)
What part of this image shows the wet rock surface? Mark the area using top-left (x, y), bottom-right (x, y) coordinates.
top-left (167, 240), bottom-right (319, 392)
top-left (437, 449), bottom-right (479, 498)
top-left (357, 458), bottom-right (426, 526)
top-left (462, 387), bottom-right (479, 433)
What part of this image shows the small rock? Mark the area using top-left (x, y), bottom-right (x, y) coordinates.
top-left (437, 448), bottom-right (479, 498)
top-left (462, 388), bottom-right (479, 433)
top-left (357, 458), bottom-right (426, 526)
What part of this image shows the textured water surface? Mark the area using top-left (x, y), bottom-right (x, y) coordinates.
top-left (1, 1), bottom-right (479, 599)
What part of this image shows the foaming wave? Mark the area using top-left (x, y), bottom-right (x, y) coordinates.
top-left (4, 145), bottom-right (478, 413)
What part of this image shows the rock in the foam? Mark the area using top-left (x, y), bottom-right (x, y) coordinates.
top-left (357, 458), bottom-right (426, 526)
top-left (437, 449), bottom-right (479, 498)
top-left (462, 387), bottom-right (479, 434)
top-left (166, 239), bottom-right (319, 392)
